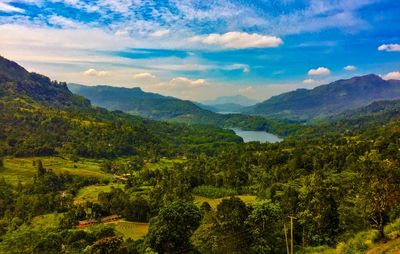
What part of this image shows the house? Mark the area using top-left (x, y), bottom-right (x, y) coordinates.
top-left (77, 219), bottom-right (96, 228)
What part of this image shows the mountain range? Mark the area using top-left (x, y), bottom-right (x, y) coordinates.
top-left (68, 83), bottom-right (290, 134)
top-left (199, 95), bottom-right (259, 113)
top-left (68, 83), bottom-right (206, 121)
top-left (244, 74), bottom-right (400, 121)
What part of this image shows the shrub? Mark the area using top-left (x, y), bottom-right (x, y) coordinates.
top-left (340, 230), bottom-right (381, 254)
top-left (384, 217), bottom-right (400, 240)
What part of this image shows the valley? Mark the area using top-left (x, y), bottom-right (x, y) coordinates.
top-left (1, 55), bottom-right (400, 253)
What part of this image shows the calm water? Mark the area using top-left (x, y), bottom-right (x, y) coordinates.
top-left (231, 128), bottom-right (282, 143)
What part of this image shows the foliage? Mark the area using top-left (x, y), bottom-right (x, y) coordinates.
top-left (146, 201), bottom-right (201, 253)
top-left (384, 217), bottom-right (400, 240)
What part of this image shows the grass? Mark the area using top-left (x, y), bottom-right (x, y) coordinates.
top-left (30, 213), bottom-right (63, 230)
top-left (74, 183), bottom-right (124, 204)
top-left (144, 157), bottom-right (185, 171)
top-left (194, 195), bottom-right (257, 209)
top-left (107, 220), bottom-right (149, 240)
top-left (1, 156), bottom-right (113, 185)
top-left (192, 185), bottom-right (237, 198)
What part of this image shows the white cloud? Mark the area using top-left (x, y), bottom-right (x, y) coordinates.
top-left (190, 32), bottom-right (283, 49)
top-left (83, 68), bottom-right (108, 77)
top-left (238, 86), bottom-right (255, 93)
top-left (303, 78), bottom-right (316, 84)
top-left (383, 71), bottom-right (400, 80)
top-left (344, 65), bottom-right (356, 71)
top-left (48, 15), bottom-right (82, 28)
top-left (150, 29), bottom-right (170, 37)
top-left (308, 67), bottom-right (331, 76)
top-left (0, 2), bottom-right (25, 13)
top-left (170, 77), bottom-right (207, 88)
top-left (0, 24), bottom-right (136, 51)
top-left (225, 64), bottom-right (250, 73)
top-left (133, 72), bottom-right (156, 79)
top-left (378, 44), bottom-right (400, 52)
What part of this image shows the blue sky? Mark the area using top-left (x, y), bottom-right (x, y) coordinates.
top-left (0, 0), bottom-right (399, 101)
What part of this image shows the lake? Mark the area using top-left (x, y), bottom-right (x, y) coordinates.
top-left (231, 128), bottom-right (283, 143)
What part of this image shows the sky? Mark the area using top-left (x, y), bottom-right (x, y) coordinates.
top-left (0, 0), bottom-right (399, 101)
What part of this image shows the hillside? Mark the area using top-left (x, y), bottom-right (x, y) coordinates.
top-left (68, 83), bottom-right (298, 135)
top-left (244, 74), bottom-right (400, 121)
top-left (68, 83), bottom-right (208, 120)
top-left (0, 56), bottom-right (242, 158)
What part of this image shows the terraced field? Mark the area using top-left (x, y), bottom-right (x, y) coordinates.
top-left (101, 220), bottom-right (149, 240)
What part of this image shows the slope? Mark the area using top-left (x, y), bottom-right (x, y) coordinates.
top-left (244, 74), bottom-right (400, 121)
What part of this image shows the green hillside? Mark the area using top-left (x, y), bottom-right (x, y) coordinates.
top-left (68, 83), bottom-right (298, 136)
top-left (244, 74), bottom-right (400, 121)
top-left (0, 56), bottom-right (242, 159)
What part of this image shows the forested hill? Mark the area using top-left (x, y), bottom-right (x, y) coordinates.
top-left (0, 56), bottom-right (89, 107)
top-left (0, 55), bottom-right (242, 158)
top-left (68, 83), bottom-right (300, 135)
top-left (68, 83), bottom-right (208, 120)
top-left (244, 74), bottom-right (400, 121)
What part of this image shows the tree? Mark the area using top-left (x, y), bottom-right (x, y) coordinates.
top-left (146, 201), bottom-right (201, 254)
top-left (357, 151), bottom-right (400, 234)
top-left (246, 199), bottom-right (284, 254)
top-left (211, 196), bottom-right (250, 254)
top-left (89, 236), bottom-right (124, 254)
top-left (298, 171), bottom-right (340, 246)
top-left (37, 159), bottom-right (46, 177)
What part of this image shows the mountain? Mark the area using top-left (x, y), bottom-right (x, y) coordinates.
top-left (0, 57), bottom-right (89, 108)
top-left (68, 83), bottom-right (296, 135)
top-left (68, 84), bottom-right (208, 121)
top-left (244, 74), bottom-right (400, 121)
top-left (202, 95), bottom-right (259, 106)
top-left (0, 55), bottom-right (242, 158)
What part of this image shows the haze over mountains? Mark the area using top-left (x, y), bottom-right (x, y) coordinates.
top-left (244, 74), bottom-right (400, 121)
top-left (68, 83), bottom-right (292, 135)
top-left (70, 74), bottom-right (400, 124)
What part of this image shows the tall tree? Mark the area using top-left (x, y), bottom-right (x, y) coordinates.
top-left (146, 201), bottom-right (201, 254)
top-left (246, 199), bottom-right (284, 254)
top-left (357, 151), bottom-right (400, 234)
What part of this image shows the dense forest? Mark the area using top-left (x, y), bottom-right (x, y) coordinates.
top-left (1, 56), bottom-right (400, 253)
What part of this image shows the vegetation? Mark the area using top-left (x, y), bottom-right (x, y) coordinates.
top-left (68, 83), bottom-right (302, 136)
top-left (192, 185), bottom-right (237, 198)
top-left (244, 74), bottom-right (400, 121)
top-left (1, 56), bottom-right (400, 253)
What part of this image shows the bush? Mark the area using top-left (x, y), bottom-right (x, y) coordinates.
top-left (340, 230), bottom-right (381, 254)
top-left (384, 217), bottom-right (400, 240)
top-left (192, 185), bottom-right (237, 198)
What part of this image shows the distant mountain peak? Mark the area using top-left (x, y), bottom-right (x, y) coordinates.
top-left (244, 74), bottom-right (400, 121)
top-left (202, 94), bottom-right (259, 106)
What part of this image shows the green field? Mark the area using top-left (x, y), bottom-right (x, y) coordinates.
top-left (30, 213), bottom-right (63, 230)
top-left (105, 220), bottom-right (149, 240)
top-left (1, 157), bottom-right (113, 185)
top-left (144, 157), bottom-right (185, 171)
top-left (74, 183), bottom-right (124, 204)
top-left (194, 195), bottom-right (257, 209)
